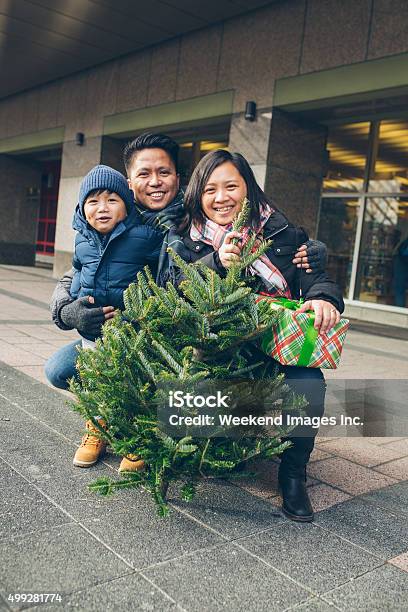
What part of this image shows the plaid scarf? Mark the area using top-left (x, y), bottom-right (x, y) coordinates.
top-left (190, 203), bottom-right (291, 297)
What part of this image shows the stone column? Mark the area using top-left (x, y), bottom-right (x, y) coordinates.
top-left (53, 62), bottom-right (120, 278)
top-left (53, 134), bottom-right (103, 277)
top-left (101, 136), bottom-right (126, 173)
top-left (264, 109), bottom-right (328, 238)
top-left (228, 110), bottom-right (272, 189)
top-left (0, 154), bottom-right (42, 265)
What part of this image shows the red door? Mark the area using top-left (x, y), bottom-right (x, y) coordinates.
top-left (36, 160), bottom-right (61, 257)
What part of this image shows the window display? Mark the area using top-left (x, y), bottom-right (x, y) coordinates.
top-left (354, 198), bottom-right (407, 305)
top-left (317, 198), bottom-right (359, 297)
top-left (319, 119), bottom-right (408, 309)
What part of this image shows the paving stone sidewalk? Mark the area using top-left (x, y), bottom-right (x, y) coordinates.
top-left (0, 264), bottom-right (407, 611)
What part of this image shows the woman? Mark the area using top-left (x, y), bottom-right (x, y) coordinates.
top-left (166, 149), bottom-right (344, 523)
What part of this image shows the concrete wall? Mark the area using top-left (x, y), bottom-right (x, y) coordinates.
top-left (1, 0), bottom-right (408, 272)
top-left (3, 0), bottom-right (405, 140)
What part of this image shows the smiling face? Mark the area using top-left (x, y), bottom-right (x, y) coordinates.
top-left (201, 161), bottom-right (247, 226)
top-left (83, 190), bottom-right (127, 234)
top-left (127, 148), bottom-right (179, 211)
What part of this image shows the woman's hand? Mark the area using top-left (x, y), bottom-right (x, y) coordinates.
top-left (295, 299), bottom-right (340, 334)
top-left (218, 231), bottom-right (242, 268)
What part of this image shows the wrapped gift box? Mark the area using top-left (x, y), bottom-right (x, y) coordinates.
top-left (256, 295), bottom-right (349, 369)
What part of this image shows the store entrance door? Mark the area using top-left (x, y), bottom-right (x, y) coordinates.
top-left (36, 160), bottom-right (61, 264)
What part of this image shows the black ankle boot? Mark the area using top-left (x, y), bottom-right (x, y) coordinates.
top-left (278, 473), bottom-right (314, 522)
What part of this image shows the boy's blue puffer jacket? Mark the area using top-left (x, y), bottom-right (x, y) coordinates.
top-left (70, 203), bottom-right (163, 313)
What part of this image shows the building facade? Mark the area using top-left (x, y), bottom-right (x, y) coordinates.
top-left (1, 0), bottom-right (408, 326)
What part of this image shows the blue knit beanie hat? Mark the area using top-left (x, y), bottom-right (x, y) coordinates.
top-left (79, 165), bottom-right (134, 214)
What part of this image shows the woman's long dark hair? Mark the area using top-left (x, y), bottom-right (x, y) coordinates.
top-left (180, 150), bottom-right (273, 232)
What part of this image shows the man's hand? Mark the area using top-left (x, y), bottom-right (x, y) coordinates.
top-left (292, 240), bottom-right (328, 273)
top-left (59, 296), bottom-right (115, 337)
top-left (218, 232), bottom-right (242, 268)
top-left (295, 299), bottom-right (340, 334)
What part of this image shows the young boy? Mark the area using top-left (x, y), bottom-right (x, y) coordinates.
top-left (70, 164), bottom-right (162, 470)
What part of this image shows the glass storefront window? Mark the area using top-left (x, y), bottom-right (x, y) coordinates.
top-left (354, 197), bottom-right (408, 307)
top-left (369, 119), bottom-right (408, 195)
top-left (323, 122), bottom-right (370, 193)
top-left (320, 117), bottom-right (408, 310)
top-left (317, 197), bottom-right (360, 297)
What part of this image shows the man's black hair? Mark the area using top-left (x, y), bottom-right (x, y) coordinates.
top-left (123, 132), bottom-right (179, 173)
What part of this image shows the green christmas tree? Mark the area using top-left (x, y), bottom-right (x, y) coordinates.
top-left (70, 200), bottom-right (306, 516)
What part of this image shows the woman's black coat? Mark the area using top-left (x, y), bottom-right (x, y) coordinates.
top-left (167, 210), bottom-right (344, 314)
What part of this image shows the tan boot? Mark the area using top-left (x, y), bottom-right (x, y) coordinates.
top-left (118, 454), bottom-right (145, 473)
top-left (73, 419), bottom-right (107, 467)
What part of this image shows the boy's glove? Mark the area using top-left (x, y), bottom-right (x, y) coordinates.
top-left (59, 297), bottom-right (106, 338)
top-left (305, 239), bottom-right (327, 272)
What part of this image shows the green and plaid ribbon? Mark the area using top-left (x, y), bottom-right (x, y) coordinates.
top-left (261, 296), bottom-right (319, 367)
